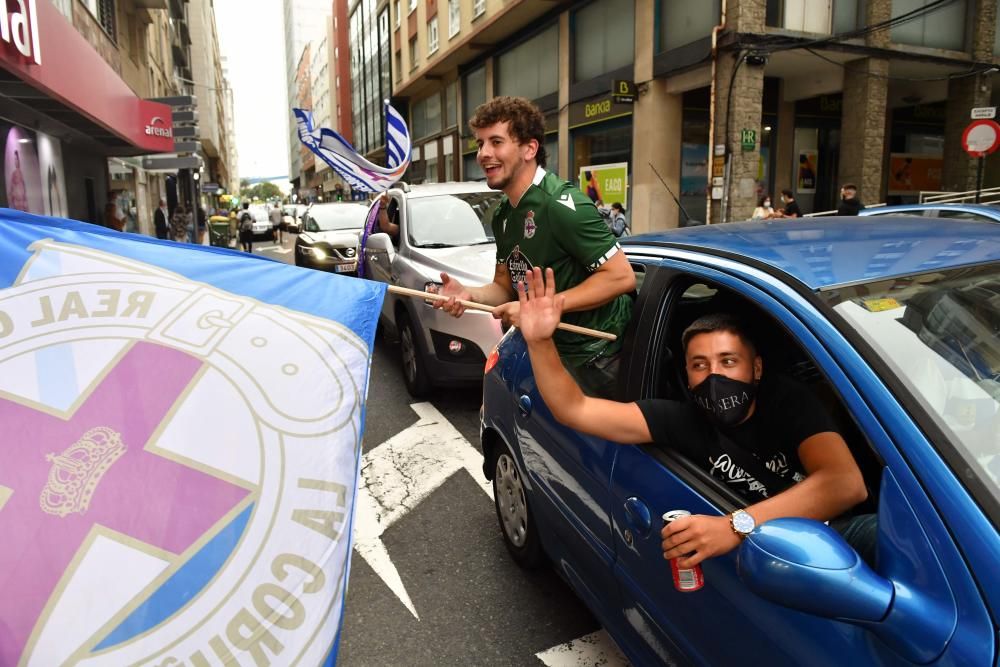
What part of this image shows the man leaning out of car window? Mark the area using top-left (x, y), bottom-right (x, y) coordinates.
top-left (515, 266), bottom-right (878, 567)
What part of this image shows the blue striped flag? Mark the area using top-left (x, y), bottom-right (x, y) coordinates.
top-left (0, 208), bottom-right (385, 666)
top-left (294, 101), bottom-right (411, 193)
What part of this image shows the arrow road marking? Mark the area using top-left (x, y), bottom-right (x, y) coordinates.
top-left (353, 402), bottom-right (492, 619)
top-left (536, 630), bottom-right (629, 666)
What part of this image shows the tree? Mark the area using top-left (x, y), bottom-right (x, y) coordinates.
top-left (240, 181), bottom-right (282, 202)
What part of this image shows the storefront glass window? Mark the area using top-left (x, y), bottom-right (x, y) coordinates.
top-left (573, 0), bottom-right (635, 83)
top-left (445, 81), bottom-right (458, 128)
top-left (545, 135), bottom-right (559, 177)
top-left (463, 65), bottom-right (486, 124)
top-left (497, 25), bottom-right (558, 100)
top-left (890, 0), bottom-right (966, 51)
top-left (660, 0), bottom-right (719, 52)
top-left (412, 93), bottom-right (443, 140)
top-left (463, 153), bottom-right (484, 180)
top-left (995, 9), bottom-right (1000, 54)
top-left (570, 118), bottom-right (632, 205)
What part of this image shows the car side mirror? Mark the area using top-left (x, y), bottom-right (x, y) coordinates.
top-left (739, 517), bottom-right (951, 663)
top-left (366, 232), bottom-right (395, 258)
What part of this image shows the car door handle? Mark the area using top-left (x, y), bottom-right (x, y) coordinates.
top-left (623, 496), bottom-right (653, 537)
top-left (517, 394), bottom-right (532, 417)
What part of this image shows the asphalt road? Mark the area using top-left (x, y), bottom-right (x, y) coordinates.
top-left (260, 237), bottom-right (630, 666)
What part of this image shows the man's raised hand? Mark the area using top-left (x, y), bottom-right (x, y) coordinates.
top-left (518, 267), bottom-right (564, 343)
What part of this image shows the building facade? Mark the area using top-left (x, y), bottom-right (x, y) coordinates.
top-left (389, 0), bottom-right (1000, 230)
top-left (283, 0), bottom-right (334, 194)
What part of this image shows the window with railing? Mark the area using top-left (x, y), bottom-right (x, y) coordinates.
top-left (497, 24), bottom-right (559, 100)
top-left (890, 0), bottom-right (966, 50)
top-left (474, 0), bottom-right (487, 19)
top-left (660, 0), bottom-right (719, 51)
top-left (574, 0), bottom-right (634, 82)
top-left (84, 0), bottom-right (117, 41)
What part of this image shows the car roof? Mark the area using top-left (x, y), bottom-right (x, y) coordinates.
top-left (626, 217), bottom-right (1000, 291)
top-left (401, 181), bottom-right (497, 198)
top-left (860, 203), bottom-right (1000, 216)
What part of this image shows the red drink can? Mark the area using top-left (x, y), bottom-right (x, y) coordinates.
top-left (662, 510), bottom-right (705, 592)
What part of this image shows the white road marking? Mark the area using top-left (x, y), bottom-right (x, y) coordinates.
top-left (536, 630), bottom-right (630, 666)
top-left (353, 402), bottom-right (492, 619)
top-left (270, 247), bottom-right (293, 254)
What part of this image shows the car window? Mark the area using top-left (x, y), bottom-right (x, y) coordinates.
top-left (933, 209), bottom-right (991, 222)
top-left (406, 192), bottom-right (502, 247)
top-left (306, 204), bottom-right (367, 231)
top-left (865, 209), bottom-right (927, 218)
top-left (825, 263), bottom-right (1000, 512)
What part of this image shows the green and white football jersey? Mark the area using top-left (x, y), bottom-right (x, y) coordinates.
top-left (492, 167), bottom-right (632, 365)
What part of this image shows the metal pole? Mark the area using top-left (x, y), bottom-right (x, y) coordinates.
top-left (975, 156), bottom-right (985, 204)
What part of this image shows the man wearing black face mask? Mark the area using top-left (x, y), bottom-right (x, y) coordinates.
top-left (517, 267), bottom-right (875, 567)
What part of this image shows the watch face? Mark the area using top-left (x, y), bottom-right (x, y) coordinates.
top-left (733, 511), bottom-right (755, 534)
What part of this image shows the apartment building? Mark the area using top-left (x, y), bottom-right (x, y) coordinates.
top-left (295, 43), bottom-right (318, 201)
top-left (388, 0), bottom-right (1000, 229)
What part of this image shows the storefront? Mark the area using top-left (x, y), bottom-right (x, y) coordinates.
top-left (0, 0), bottom-right (173, 223)
top-left (792, 93), bottom-right (843, 214)
top-left (887, 102), bottom-right (945, 204)
top-left (569, 93), bottom-right (633, 208)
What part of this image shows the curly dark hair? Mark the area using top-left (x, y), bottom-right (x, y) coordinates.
top-left (468, 96), bottom-right (548, 168)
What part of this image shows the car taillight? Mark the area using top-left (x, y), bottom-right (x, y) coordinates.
top-left (484, 347), bottom-right (500, 375)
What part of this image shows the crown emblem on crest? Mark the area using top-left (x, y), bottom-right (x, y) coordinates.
top-left (39, 427), bottom-right (127, 518)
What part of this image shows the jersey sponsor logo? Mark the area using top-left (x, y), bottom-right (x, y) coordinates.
top-left (557, 194), bottom-right (575, 211)
top-left (524, 210), bottom-right (537, 239)
top-left (504, 245), bottom-right (534, 289)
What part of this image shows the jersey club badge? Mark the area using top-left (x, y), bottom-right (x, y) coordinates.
top-left (524, 210), bottom-right (537, 239)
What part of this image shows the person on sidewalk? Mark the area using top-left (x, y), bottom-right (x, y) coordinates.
top-left (270, 203), bottom-right (284, 244)
top-left (238, 202), bottom-right (255, 252)
top-left (836, 184), bottom-right (865, 216)
top-left (153, 199), bottom-right (169, 239)
top-left (776, 189), bottom-right (802, 219)
top-left (170, 205), bottom-right (190, 243)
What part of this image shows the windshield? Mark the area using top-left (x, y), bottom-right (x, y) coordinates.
top-left (407, 192), bottom-right (502, 247)
top-left (824, 264), bottom-right (1000, 510)
top-left (307, 204), bottom-right (366, 231)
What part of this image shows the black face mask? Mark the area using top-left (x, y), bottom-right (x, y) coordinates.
top-left (689, 374), bottom-right (757, 427)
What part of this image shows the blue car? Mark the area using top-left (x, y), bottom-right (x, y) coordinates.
top-left (860, 202), bottom-right (1000, 224)
top-left (480, 218), bottom-right (999, 666)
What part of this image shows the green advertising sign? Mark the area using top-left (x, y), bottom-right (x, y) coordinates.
top-left (741, 129), bottom-right (757, 152)
top-left (579, 162), bottom-right (628, 206)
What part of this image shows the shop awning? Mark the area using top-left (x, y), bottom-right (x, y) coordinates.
top-left (0, 0), bottom-right (174, 156)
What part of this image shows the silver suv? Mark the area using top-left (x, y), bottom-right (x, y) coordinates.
top-left (363, 182), bottom-right (504, 397)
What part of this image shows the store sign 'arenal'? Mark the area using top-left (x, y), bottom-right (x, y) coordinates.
top-left (144, 116), bottom-right (173, 138)
top-left (0, 0), bottom-right (42, 66)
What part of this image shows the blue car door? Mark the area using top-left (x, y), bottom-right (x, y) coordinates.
top-left (608, 258), bottom-right (996, 665)
top-left (511, 360), bottom-right (623, 621)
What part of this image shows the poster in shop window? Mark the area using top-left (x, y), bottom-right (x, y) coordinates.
top-left (579, 162), bottom-right (628, 207)
top-left (796, 150), bottom-right (818, 194)
top-left (887, 154), bottom-right (943, 195)
top-left (3, 124), bottom-right (43, 213)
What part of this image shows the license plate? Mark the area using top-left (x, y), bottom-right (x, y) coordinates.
top-left (335, 263), bottom-right (357, 273)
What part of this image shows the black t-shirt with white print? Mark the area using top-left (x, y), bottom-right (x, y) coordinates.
top-left (636, 374), bottom-right (837, 502)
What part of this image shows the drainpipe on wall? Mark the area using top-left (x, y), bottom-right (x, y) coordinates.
top-left (705, 0), bottom-right (727, 225)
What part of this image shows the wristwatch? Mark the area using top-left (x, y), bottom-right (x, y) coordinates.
top-left (730, 509), bottom-right (756, 539)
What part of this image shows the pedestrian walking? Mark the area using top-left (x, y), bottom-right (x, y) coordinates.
top-left (776, 189), bottom-right (802, 218)
top-left (170, 205), bottom-right (191, 243)
top-left (105, 191), bottom-right (125, 231)
top-left (270, 203), bottom-right (284, 244)
top-left (836, 184), bottom-right (865, 216)
top-left (238, 202), bottom-right (255, 252)
top-left (153, 199), bottom-right (169, 239)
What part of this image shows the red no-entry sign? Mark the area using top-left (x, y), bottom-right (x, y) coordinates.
top-left (962, 120), bottom-right (1000, 157)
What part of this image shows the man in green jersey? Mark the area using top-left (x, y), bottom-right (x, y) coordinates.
top-left (432, 96), bottom-right (635, 395)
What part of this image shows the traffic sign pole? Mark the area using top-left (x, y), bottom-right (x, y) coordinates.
top-left (976, 156), bottom-right (985, 204)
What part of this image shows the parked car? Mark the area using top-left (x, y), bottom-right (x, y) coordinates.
top-left (294, 202), bottom-right (368, 274)
top-left (362, 182), bottom-right (505, 397)
top-left (481, 217), bottom-right (1000, 666)
top-left (246, 206), bottom-right (273, 241)
top-left (860, 202), bottom-right (1000, 224)
top-left (283, 204), bottom-right (307, 233)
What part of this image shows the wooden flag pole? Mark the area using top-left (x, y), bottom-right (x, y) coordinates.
top-left (386, 284), bottom-right (617, 342)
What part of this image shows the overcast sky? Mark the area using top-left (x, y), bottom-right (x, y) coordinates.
top-left (214, 0), bottom-right (288, 181)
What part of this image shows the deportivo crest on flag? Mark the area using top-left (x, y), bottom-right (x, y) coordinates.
top-left (0, 208), bottom-right (385, 666)
top-left (294, 101), bottom-right (411, 193)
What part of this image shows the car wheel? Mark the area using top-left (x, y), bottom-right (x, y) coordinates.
top-left (398, 311), bottom-right (431, 397)
top-left (492, 440), bottom-right (543, 569)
